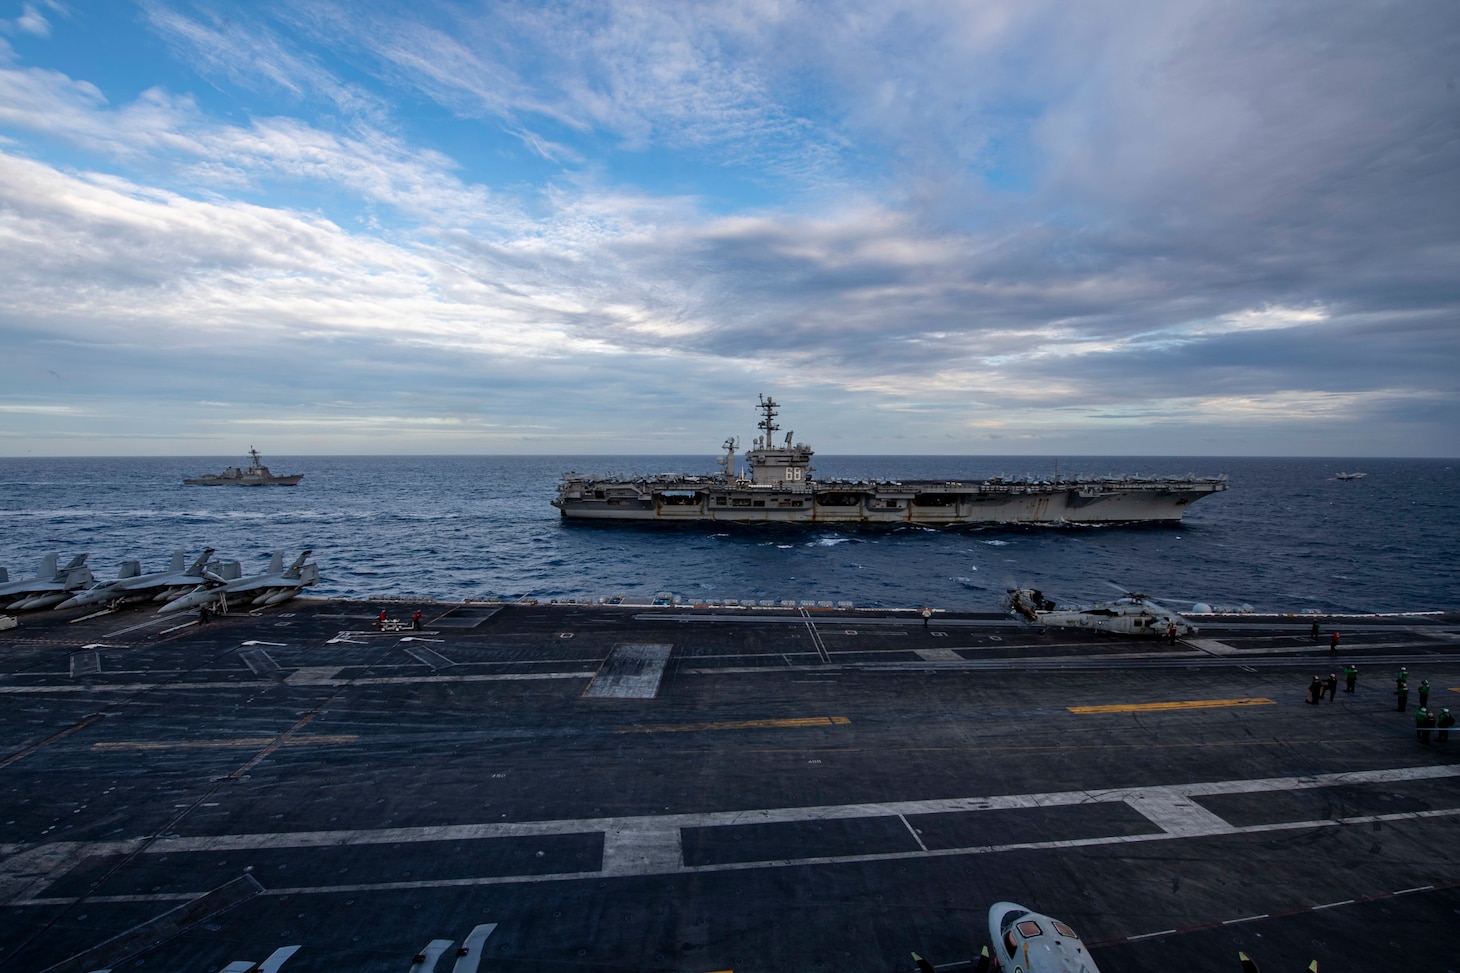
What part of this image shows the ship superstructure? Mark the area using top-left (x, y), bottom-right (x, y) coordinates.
top-left (553, 396), bottom-right (1227, 525)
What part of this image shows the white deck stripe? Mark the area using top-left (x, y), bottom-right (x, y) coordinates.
top-left (18, 805), bottom-right (1460, 906)
top-left (0, 671), bottom-right (596, 694)
top-left (8, 764), bottom-right (1459, 906)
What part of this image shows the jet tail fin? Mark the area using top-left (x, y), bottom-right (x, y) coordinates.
top-left (186, 548), bottom-right (217, 574)
top-left (63, 565), bottom-right (94, 589)
top-left (118, 560), bottom-right (142, 580)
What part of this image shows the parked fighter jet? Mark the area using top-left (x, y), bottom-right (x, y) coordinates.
top-left (159, 550), bottom-right (318, 614)
top-left (0, 554), bottom-right (94, 610)
top-left (988, 900), bottom-right (1101, 972)
top-left (915, 901), bottom-right (1315, 972)
top-left (1004, 588), bottom-right (1200, 638)
top-left (55, 549), bottom-right (217, 610)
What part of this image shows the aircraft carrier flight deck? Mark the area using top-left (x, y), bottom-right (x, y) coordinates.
top-left (1, 599), bottom-right (1458, 972)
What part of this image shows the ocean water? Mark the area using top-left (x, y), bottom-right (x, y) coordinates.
top-left (0, 455), bottom-right (1455, 614)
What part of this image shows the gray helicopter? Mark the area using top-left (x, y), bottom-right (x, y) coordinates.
top-left (1003, 588), bottom-right (1201, 638)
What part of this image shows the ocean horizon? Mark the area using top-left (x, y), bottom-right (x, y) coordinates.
top-left (3, 455), bottom-right (1456, 614)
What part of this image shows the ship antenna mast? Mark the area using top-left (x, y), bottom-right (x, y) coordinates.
top-left (757, 394), bottom-right (779, 448)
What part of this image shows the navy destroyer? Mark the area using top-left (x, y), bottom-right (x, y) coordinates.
top-left (184, 446), bottom-right (302, 486)
top-left (553, 395), bottom-right (1228, 525)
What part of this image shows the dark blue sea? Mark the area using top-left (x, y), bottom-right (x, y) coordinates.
top-left (1, 456), bottom-right (1455, 614)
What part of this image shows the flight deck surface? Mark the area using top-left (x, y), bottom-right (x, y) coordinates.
top-left (1, 601), bottom-right (1458, 972)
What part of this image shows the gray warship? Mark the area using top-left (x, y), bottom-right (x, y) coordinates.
top-left (183, 447), bottom-right (303, 486)
top-left (553, 395), bottom-right (1227, 525)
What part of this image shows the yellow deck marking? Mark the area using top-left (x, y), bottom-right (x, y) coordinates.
top-left (91, 735), bottom-right (358, 751)
top-left (1069, 697), bottom-right (1275, 714)
top-left (617, 716), bottom-right (850, 734)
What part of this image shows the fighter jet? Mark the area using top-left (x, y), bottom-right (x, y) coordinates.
top-left (55, 549), bottom-right (217, 610)
top-left (988, 900), bottom-right (1101, 972)
top-left (917, 901), bottom-right (1315, 972)
top-left (159, 550), bottom-right (319, 614)
top-left (1004, 588), bottom-right (1200, 638)
top-left (0, 554), bottom-right (94, 611)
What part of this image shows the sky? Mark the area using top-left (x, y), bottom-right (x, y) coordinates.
top-left (0, 1), bottom-right (1457, 457)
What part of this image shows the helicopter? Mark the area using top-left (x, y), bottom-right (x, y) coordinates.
top-left (1003, 588), bottom-right (1201, 638)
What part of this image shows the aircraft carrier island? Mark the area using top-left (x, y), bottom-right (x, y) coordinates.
top-left (1, 598), bottom-right (1458, 972)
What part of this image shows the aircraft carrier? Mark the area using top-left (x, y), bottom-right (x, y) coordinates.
top-left (553, 396), bottom-right (1228, 525)
top-left (1, 598), bottom-right (1458, 972)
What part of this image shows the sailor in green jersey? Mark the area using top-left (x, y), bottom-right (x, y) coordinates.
top-left (1343, 664), bottom-right (1357, 693)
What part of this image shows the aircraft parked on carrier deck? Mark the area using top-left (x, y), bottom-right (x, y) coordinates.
top-left (915, 901), bottom-right (1315, 972)
top-left (159, 550), bottom-right (319, 614)
top-left (1003, 588), bottom-right (1201, 638)
top-left (988, 900), bottom-right (1102, 972)
top-left (0, 553), bottom-right (93, 610)
top-left (55, 549), bottom-right (217, 610)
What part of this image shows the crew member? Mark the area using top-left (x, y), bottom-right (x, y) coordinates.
top-left (1396, 682), bottom-right (1410, 712)
top-left (1396, 667), bottom-right (1408, 689)
top-left (1310, 618), bottom-right (1320, 641)
top-left (377, 609), bottom-right (387, 628)
top-left (1418, 679), bottom-right (1430, 708)
top-left (1329, 630), bottom-right (1340, 652)
top-left (1438, 708), bottom-right (1455, 744)
top-left (1307, 676), bottom-right (1323, 705)
top-left (1324, 673), bottom-right (1338, 701)
top-left (1167, 621), bottom-right (1178, 644)
top-left (1413, 704), bottom-right (1436, 742)
top-left (412, 609), bottom-right (423, 630)
top-left (1343, 664), bottom-right (1358, 693)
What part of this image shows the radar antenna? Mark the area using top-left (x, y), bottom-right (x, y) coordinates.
top-left (718, 437), bottom-right (739, 480)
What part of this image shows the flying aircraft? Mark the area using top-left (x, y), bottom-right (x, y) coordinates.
top-left (0, 554), bottom-right (94, 611)
top-left (158, 550), bottom-right (319, 614)
top-left (1003, 588), bottom-right (1200, 638)
top-left (55, 549), bottom-right (217, 610)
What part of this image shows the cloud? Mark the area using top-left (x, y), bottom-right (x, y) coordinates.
top-left (0, 1), bottom-right (1456, 455)
top-left (10, 3), bottom-right (57, 38)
